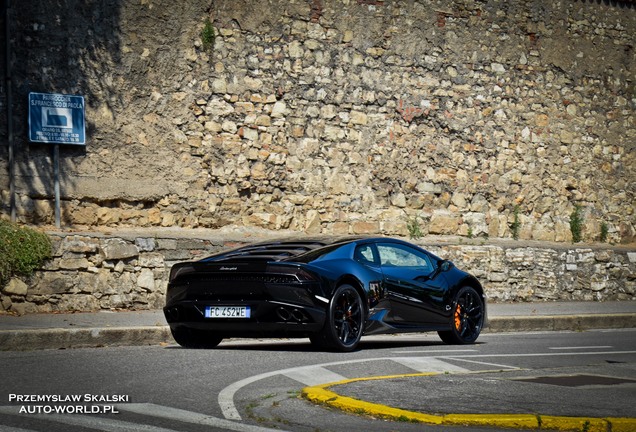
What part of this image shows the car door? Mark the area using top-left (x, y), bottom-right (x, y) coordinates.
top-left (376, 242), bottom-right (448, 326)
top-left (353, 242), bottom-right (386, 309)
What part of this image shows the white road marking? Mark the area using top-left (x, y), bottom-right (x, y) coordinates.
top-left (219, 350), bottom-right (636, 420)
top-left (282, 366), bottom-right (347, 386)
top-left (219, 370), bottom-right (284, 421)
top-left (437, 350), bottom-right (636, 359)
top-left (0, 426), bottom-right (36, 432)
top-left (0, 405), bottom-right (180, 432)
top-left (445, 357), bottom-right (521, 370)
top-left (392, 357), bottom-right (469, 373)
top-left (549, 346), bottom-right (613, 350)
top-left (118, 403), bottom-right (286, 432)
top-left (395, 349), bottom-right (478, 354)
top-left (0, 403), bottom-right (286, 432)
top-left (219, 359), bottom-right (394, 420)
top-left (219, 356), bottom-right (472, 420)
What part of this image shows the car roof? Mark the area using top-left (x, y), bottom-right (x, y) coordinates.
top-left (202, 235), bottom-right (370, 262)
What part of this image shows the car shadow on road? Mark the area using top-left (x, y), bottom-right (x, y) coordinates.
top-left (164, 336), bottom-right (484, 352)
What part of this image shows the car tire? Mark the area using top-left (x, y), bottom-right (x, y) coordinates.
top-left (171, 327), bottom-right (223, 349)
top-left (311, 284), bottom-right (364, 352)
top-left (438, 286), bottom-right (484, 345)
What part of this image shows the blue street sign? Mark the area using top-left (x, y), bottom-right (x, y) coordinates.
top-left (28, 92), bottom-right (86, 145)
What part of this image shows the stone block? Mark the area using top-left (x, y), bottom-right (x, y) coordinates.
top-left (175, 239), bottom-right (207, 250)
top-left (352, 221), bottom-right (379, 234)
top-left (135, 237), bottom-right (156, 252)
top-left (271, 101), bottom-right (287, 118)
top-left (2, 278), bottom-right (28, 296)
top-left (101, 239), bottom-right (139, 260)
top-left (72, 206), bottom-right (98, 225)
top-left (137, 268), bottom-right (155, 291)
top-left (139, 253), bottom-right (166, 268)
top-left (162, 250), bottom-right (193, 261)
top-left (59, 257), bottom-right (91, 270)
top-left (9, 301), bottom-right (40, 315)
top-left (429, 211), bottom-right (461, 235)
top-left (349, 111), bottom-right (368, 125)
top-left (305, 210), bottom-right (322, 234)
top-left (97, 207), bottom-right (121, 224)
top-left (60, 236), bottom-right (100, 254)
top-left (1, 295), bottom-right (12, 311)
top-left (30, 273), bottom-right (75, 295)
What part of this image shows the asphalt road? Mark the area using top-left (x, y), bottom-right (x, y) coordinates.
top-left (1, 329), bottom-right (635, 432)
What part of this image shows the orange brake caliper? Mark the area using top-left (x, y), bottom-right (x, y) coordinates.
top-left (454, 304), bottom-right (462, 331)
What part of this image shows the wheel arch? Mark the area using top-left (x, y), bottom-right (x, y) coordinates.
top-left (452, 276), bottom-right (488, 330)
top-left (334, 275), bottom-right (369, 316)
top-left (446, 273), bottom-right (484, 299)
top-left (462, 276), bottom-right (485, 300)
top-left (444, 275), bottom-right (487, 318)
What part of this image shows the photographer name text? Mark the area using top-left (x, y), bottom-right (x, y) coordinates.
top-left (9, 394), bottom-right (128, 415)
top-left (10, 394), bottom-right (129, 403)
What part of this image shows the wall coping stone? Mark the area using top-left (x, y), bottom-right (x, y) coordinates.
top-left (45, 226), bottom-right (636, 252)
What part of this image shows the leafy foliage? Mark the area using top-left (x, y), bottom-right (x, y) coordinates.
top-left (569, 205), bottom-right (584, 243)
top-left (0, 220), bottom-right (52, 286)
top-left (599, 221), bottom-right (609, 243)
top-left (406, 216), bottom-right (423, 240)
top-left (201, 19), bottom-right (215, 52)
top-left (510, 205), bottom-right (521, 240)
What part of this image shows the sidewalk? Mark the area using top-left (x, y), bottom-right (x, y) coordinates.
top-left (0, 301), bottom-right (635, 351)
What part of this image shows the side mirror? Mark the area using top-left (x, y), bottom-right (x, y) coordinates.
top-left (440, 260), bottom-right (453, 272)
top-left (419, 260), bottom-right (453, 282)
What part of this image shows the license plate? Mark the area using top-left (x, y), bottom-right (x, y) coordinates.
top-left (205, 306), bottom-right (251, 319)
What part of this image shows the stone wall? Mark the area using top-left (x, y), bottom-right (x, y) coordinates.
top-left (0, 0), bottom-right (634, 243)
top-left (1, 230), bottom-right (634, 314)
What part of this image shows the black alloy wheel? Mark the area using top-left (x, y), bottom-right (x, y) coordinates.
top-left (438, 286), bottom-right (484, 344)
top-left (311, 284), bottom-right (364, 352)
top-left (171, 326), bottom-right (223, 349)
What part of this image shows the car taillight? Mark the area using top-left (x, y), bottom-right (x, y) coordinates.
top-left (295, 268), bottom-right (319, 282)
top-left (268, 264), bottom-right (319, 282)
top-left (168, 263), bottom-right (195, 284)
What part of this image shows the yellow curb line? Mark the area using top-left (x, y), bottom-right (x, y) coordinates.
top-left (301, 373), bottom-right (636, 432)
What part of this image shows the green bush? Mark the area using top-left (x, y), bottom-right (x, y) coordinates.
top-left (0, 220), bottom-right (52, 286)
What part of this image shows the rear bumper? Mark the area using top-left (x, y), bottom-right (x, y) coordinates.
top-left (163, 300), bottom-right (326, 338)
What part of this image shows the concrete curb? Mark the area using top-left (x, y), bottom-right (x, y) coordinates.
top-left (0, 326), bottom-right (172, 351)
top-left (0, 313), bottom-right (635, 351)
top-left (302, 374), bottom-right (636, 432)
top-left (486, 313), bottom-right (636, 333)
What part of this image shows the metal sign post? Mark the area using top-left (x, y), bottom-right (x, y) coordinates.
top-left (53, 144), bottom-right (60, 228)
top-left (5, 0), bottom-right (15, 222)
top-left (28, 92), bottom-right (86, 228)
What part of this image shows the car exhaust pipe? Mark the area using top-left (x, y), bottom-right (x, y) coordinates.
top-left (291, 308), bottom-right (305, 322)
top-left (276, 307), bottom-right (292, 322)
top-left (166, 307), bottom-right (180, 321)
